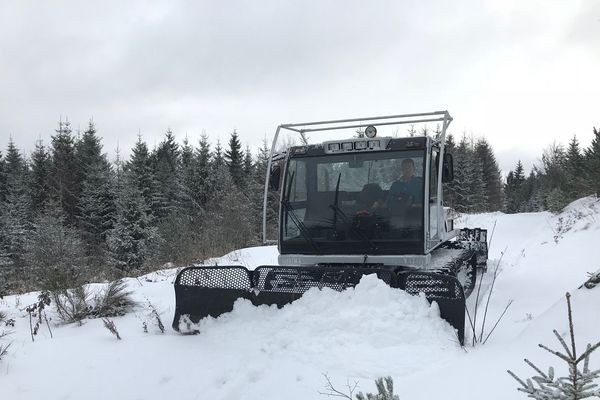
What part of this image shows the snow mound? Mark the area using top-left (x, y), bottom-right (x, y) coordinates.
top-left (196, 275), bottom-right (459, 349)
top-left (553, 195), bottom-right (600, 240)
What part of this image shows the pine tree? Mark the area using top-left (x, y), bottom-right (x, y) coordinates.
top-left (521, 170), bottom-right (544, 212)
top-left (201, 164), bottom-right (256, 254)
top-left (450, 135), bottom-right (486, 212)
top-left (48, 119), bottom-right (78, 224)
top-left (24, 203), bottom-right (84, 284)
top-left (75, 121), bottom-right (104, 185)
top-left (225, 130), bottom-right (244, 188)
top-left (29, 141), bottom-right (51, 215)
top-left (474, 138), bottom-right (503, 211)
top-left (77, 161), bottom-right (114, 264)
top-left (564, 135), bottom-right (586, 201)
top-left (75, 121), bottom-right (115, 263)
top-left (0, 140), bottom-right (32, 279)
top-left (584, 127), bottom-right (600, 195)
top-left (540, 143), bottom-right (569, 212)
top-left (195, 133), bottom-right (212, 207)
top-left (4, 139), bottom-right (26, 177)
top-left (505, 160), bottom-right (526, 213)
top-left (213, 139), bottom-right (224, 169)
top-left (107, 175), bottom-right (157, 271)
top-left (243, 144), bottom-right (254, 186)
top-left (0, 151), bottom-right (5, 205)
top-left (178, 136), bottom-right (200, 214)
top-left (151, 130), bottom-right (182, 220)
top-left (124, 135), bottom-right (157, 214)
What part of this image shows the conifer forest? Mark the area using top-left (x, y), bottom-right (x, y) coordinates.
top-left (0, 120), bottom-right (599, 294)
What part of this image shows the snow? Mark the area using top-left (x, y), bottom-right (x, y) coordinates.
top-left (2, 196), bottom-right (600, 400)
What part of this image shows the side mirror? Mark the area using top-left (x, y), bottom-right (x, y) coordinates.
top-left (442, 153), bottom-right (454, 183)
top-left (269, 164), bottom-right (281, 191)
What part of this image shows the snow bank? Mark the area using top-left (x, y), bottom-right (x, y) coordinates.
top-left (2, 198), bottom-right (600, 400)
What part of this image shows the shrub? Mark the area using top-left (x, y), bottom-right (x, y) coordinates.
top-left (51, 279), bottom-right (136, 324)
top-left (90, 280), bottom-right (136, 318)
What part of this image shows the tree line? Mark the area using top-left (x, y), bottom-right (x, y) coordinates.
top-left (0, 120), bottom-right (272, 293)
top-left (0, 121), bottom-right (597, 293)
top-left (441, 126), bottom-right (600, 214)
top-left (502, 128), bottom-right (600, 213)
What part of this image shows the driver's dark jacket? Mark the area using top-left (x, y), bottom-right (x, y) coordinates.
top-left (389, 177), bottom-right (423, 202)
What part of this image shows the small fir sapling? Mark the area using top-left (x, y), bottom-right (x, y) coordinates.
top-left (508, 292), bottom-right (600, 399)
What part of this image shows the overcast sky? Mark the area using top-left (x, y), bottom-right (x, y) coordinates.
top-left (1, 0), bottom-right (598, 173)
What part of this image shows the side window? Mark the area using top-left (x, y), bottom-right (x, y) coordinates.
top-left (429, 150), bottom-right (439, 203)
top-left (429, 149), bottom-right (439, 240)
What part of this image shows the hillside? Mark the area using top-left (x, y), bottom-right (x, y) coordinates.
top-left (1, 196), bottom-right (599, 400)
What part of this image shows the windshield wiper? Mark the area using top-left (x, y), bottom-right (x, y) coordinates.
top-left (329, 173), bottom-right (378, 251)
top-left (282, 172), bottom-right (320, 253)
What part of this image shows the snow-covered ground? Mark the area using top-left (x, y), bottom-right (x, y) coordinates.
top-left (2, 197), bottom-right (600, 400)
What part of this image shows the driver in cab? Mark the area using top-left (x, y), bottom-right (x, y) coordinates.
top-left (389, 158), bottom-right (422, 204)
top-left (368, 158), bottom-right (422, 212)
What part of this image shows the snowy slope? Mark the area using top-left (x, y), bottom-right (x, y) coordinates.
top-left (1, 197), bottom-right (600, 400)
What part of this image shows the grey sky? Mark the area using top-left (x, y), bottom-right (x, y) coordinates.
top-left (1, 0), bottom-right (598, 174)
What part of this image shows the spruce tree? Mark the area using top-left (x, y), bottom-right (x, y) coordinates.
top-left (195, 133), bottom-right (212, 207)
top-left (0, 151), bottom-right (5, 205)
top-left (243, 144), bottom-right (254, 186)
top-left (5, 139), bottom-right (26, 177)
top-left (474, 138), bottom-right (503, 211)
top-left (151, 130), bottom-right (182, 220)
top-left (75, 121), bottom-right (115, 263)
top-left (504, 161), bottom-right (527, 213)
top-left (107, 174), bottom-right (157, 271)
top-left (24, 202), bottom-right (84, 284)
top-left (179, 137), bottom-right (200, 214)
top-left (450, 135), bottom-right (486, 212)
top-left (77, 161), bottom-right (114, 263)
top-left (29, 141), bottom-right (51, 215)
top-left (49, 119), bottom-right (78, 224)
top-left (213, 139), bottom-right (224, 169)
top-left (584, 127), bottom-right (600, 195)
top-left (0, 140), bottom-right (32, 279)
top-left (564, 135), bottom-right (586, 200)
top-left (202, 163), bottom-right (256, 254)
top-left (225, 130), bottom-right (244, 188)
top-left (540, 143), bottom-right (568, 212)
top-left (125, 135), bottom-right (157, 214)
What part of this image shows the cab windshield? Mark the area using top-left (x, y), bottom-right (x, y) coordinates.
top-left (281, 150), bottom-right (425, 254)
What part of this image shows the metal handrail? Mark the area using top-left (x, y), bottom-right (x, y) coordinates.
top-left (262, 110), bottom-right (453, 244)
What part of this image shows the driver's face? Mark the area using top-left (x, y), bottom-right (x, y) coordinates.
top-left (402, 161), bottom-right (415, 178)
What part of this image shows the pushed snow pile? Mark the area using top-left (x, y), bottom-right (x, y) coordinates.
top-left (194, 275), bottom-right (459, 350)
